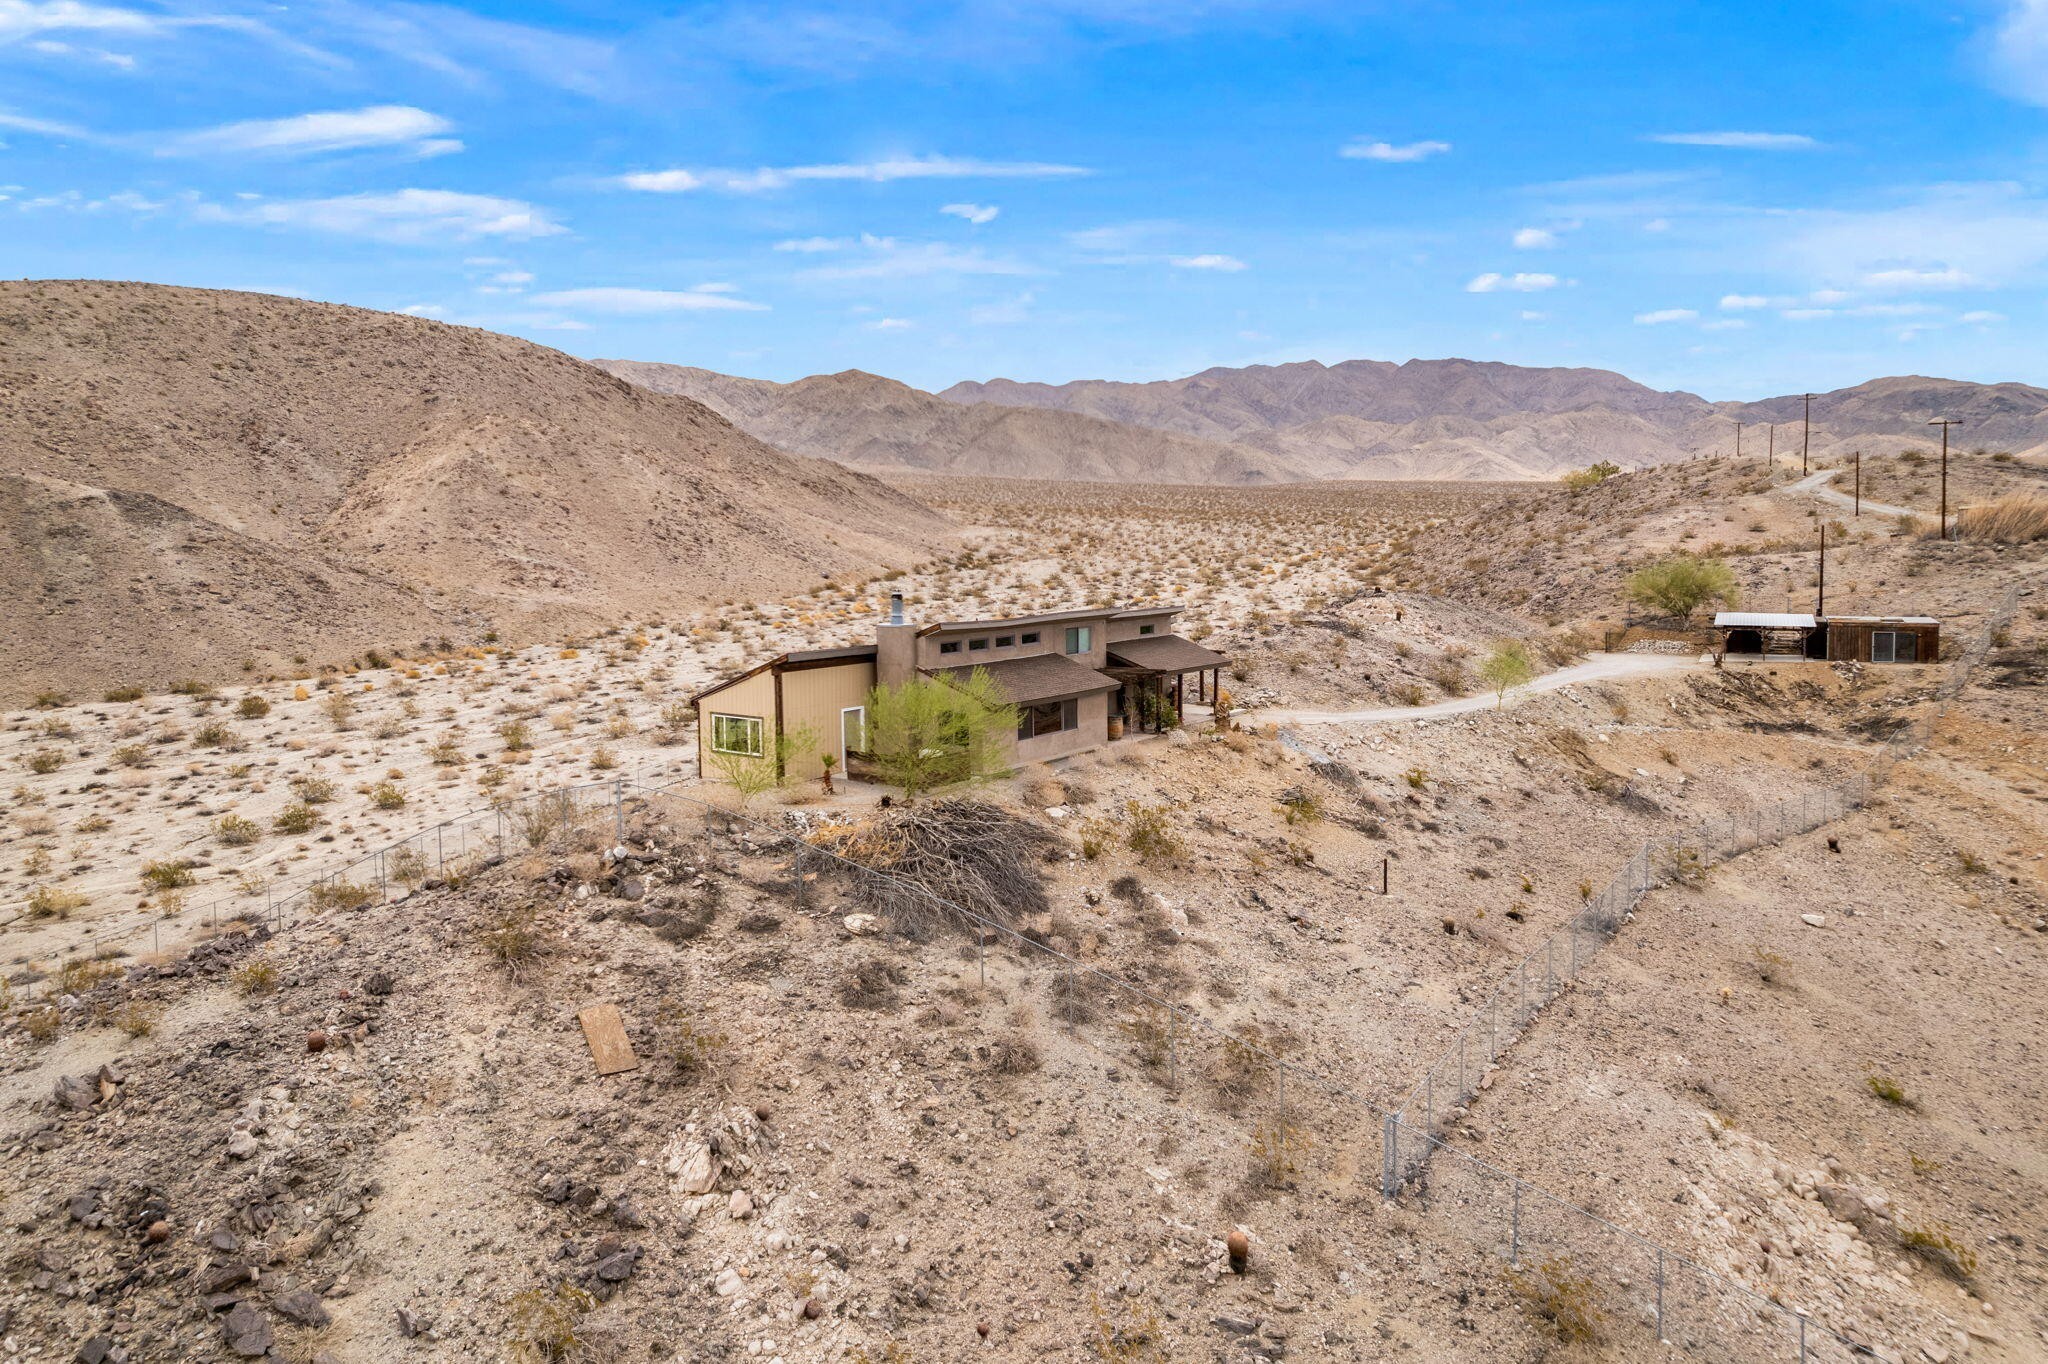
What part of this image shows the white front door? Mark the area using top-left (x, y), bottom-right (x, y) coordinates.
top-left (840, 706), bottom-right (866, 766)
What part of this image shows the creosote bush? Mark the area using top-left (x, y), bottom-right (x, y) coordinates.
top-left (27, 885), bottom-right (90, 919)
top-left (370, 781), bottom-right (406, 810)
top-left (480, 906), bottom-right (548, 979)
top-left (273, 802), bottom-right (319, 835)
top-left (140, 859), bottom-right (196, 892)
top-left (236, 695), bottom-right (272, 720)
top-left (508, 1282), bottom-right (597, 1363)
top-left (232, 959), bottom-right (280, 996)
top-left (215, 814), bottom-right (262, 846)
top-left (1900, 1225), bottom-right (1978, 1284)
top-left (1508, 1255), bottom-right (1605, 1343)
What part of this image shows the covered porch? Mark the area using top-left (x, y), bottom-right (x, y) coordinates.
top-left (1104, 635), bottom-right (1229, 735)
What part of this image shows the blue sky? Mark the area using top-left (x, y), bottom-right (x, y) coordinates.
top-left (5, 1), bottom-right (2047, 398)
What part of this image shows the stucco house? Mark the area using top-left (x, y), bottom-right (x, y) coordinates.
top-left (690, 592), bottom-right (1228, 783)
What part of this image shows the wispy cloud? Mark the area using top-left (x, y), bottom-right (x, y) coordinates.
top-left (1959, 309), bottom-right (2005, 323)
top-left (201, 188), bottom-right (563, 243)
top-left (0, 109), bottom-right (92, 139)
top-left (864, 316), bottom-right (912, 331)
top-left (530, 286), bottom-right (766, 313)
top-left (941, 201), bottom-right (998, 224)
top-left (1511, 226), bottom-right (1558, 249)
top-left (773, 236), bottom-right (848, 252)
top-left (619, 155), bottom-right (1089, 193)
top-left (968, 290), bottom-right (1035, 325)
top-left (1719, 293), bottom-right (1769, 310)
top-left (0, 0), bottom-right (157, 41)
top-left (1466, 271), bottom-right (1558, 293)
top-left (1860, 265), bottom-right (1974, 289)
top-left (1987, 0), bottom-right (2048, 106)
top-left (1775, 183), bottom-right (2047, 290)
top-left (1340, 137), bottom-right (1451, 163)
top-left (1646, 131), bottom-right (1821, 150)
top-left (1171, 253), bottom-right (1246, 271)
top-left (797, 233), bottom-right (1034, 280)
top-left (1634, 307), bottom-right (1698, 324)
top-left (1065, 219), bottom-right (1174, 252)
top-left (160, 106), bottom-right (460, 159)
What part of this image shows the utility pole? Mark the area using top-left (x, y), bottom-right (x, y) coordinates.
top-left (1802, 393), bottom-right (1812, 475)
top-left (1768, 423), bottom-right (1775, 471)
top-left (1927, 418), bottom-right (1960, 540)
top-left (1734, 419), bottom-right (1744, 463)
top-left (1853, 450), bottom-right (1861, 517)
top-left (1816, 522), bottom-right (1826, 617)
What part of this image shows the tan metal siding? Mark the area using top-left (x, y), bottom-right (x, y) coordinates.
top-left (697, 672), bottom-right (777, 781)
top-left (779, 661), bottom-right (877, 778)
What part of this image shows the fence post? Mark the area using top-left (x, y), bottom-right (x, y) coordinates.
top-left (1544, 935), bottom-right (1554, 997)
top-left (1381, 1114), bottom-right (1398, 1198)
top-left (1798, 1312), bottom-right (1808, 1362)
top-left (793, 846), bottom-right (805, 912)
top-left (977, 926), bottom-right (986, 988)
top-left (1424, 1071), bottom-right (1433, 1131)
top-left (1457, 1034), bottom-right (1466, 1101)
top-left (1655, 1248), bottom-right (1666, 1340)
top-left (612, 778), bottom-right (625, 841)
top-left (436, 823), bottom-right (445, 873)
top-left (1165, 1010), bottom-right (1176, 1088)
top-left (1509, 1179), bottom-right (1522, 1264)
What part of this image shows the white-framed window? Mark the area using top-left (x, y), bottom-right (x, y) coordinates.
top-left (1064, 625), bottom-right (1092, 655)
top-left (709, 713), bottom-right (764, 757)
top-left (1017, 697), bottom-right (1078, 740)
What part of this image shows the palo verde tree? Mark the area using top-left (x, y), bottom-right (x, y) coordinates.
top-left (864, 669), bottom-right (1019, 799)
top-left (1625, 554), bottom-right (1741, 622)
top-left (1477, 639), bottom-right (1537, 708)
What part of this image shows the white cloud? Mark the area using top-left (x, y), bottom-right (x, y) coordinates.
top-left (1066, 220), bottom-right (1174, 252)
top-left (773, 236), bottom-right (848, 253)
top-left (1634, 308), bottom-right (1698, 324)
top-left (1719, 293), bottom-right (1769, 310)
top-left (0, 1), bottom-right (158, 40)
top-left (1959, 309), bottom-right (2005, 323)
top-left (968, 290), bottom-right (1035, 325)
top-left (529, 286), bottom-right (766, 313)
top-left (941, 202), bottom-right (998, 224)
top-left (1518, 310), bottom-right (1547, 321)
top-left (1988, 0), bottom-right (2048, 106)
top-left (1647, 131), bottom-right (1822, 150)
top-left (1466, 272), bottom-right (1558, 293)
top-left (0, 109), bottom-right (91, 138)
top-left (865, 316), bottom-right (912, 331)
top-left (1643, 217), bottom-right (1671, 232)
top-left (398, 303), bottom-right (444, 317)
top-left (1171, 253), bottom-right (1246, 271)
top-left (1807, 288), bottom-right (1854, 305)
top-left (161, 106), bottom-right (459, 159)
top-left (799, 234), bottom-right (1034, 280)
top-left (1782, 308), bottom-right (1835, 320)
top-left (1512, 227), bottom-right (1558, 249)
top-left (1860, 265), bottom-right (1974, 289)
top-left (490, 269), bottom-right (534, 285)
top-left (202, 188), bottom-right (563, 243)
top-left (619, 155), bottom-right (1088, 193)
top-left (1701, 318), bottom-right (1748, 331)
top-left (1340, 138), bottom-right (1451, 163)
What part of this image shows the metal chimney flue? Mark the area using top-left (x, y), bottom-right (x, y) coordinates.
top-left (888, 591), bottom-right (905, 625)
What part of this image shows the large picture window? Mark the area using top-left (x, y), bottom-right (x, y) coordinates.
top-left (1017, 698), bottom-right (1078, 740)
top-left (1064, 625), bottom-right (1092, 655)
top-left (709, 713), bottom-right (764, 757)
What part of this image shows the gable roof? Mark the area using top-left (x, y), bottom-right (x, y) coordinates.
top-left (688, 644), bottom-right (876, 706)
top-left (1106, 634), bottom-right (1228, 672)
top-left (930, 654), bottom-right (1120, 706)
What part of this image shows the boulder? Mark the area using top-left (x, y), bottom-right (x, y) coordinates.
top-left (222, 1305), bottom-right (274, 1358)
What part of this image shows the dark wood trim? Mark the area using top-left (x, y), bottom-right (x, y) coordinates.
top-left (772, 668), bottom-right (785, 782)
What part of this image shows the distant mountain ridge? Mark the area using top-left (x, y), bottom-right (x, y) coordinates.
top-left (603, 353), bottom-right (2048, 486)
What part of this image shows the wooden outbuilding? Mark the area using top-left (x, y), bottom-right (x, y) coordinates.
top-left (1822, 616), bottom-right (1939, 664)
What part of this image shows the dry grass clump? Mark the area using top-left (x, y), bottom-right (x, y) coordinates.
top-left (27, 885), bottom-right (89, 919)
top-left (1507, 1255), bottom-right (1606, 1343)
top-left (1952, 493), bottom-right (2048, 543)
top-left (507, 1281), bottom-right (597, 1363)
top-left (806, 799), bottom-right (1057, 931)
top-left (479, 905), bottom-right (549, 979)
top-left (1900, 1224), bottom-right (1978, 1284)
top-left (839, 956), bottom-right (907, 1009)
top-left (232, 958), bottom-right (280, 996)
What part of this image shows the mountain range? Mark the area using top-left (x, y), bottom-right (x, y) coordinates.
top-left (0, 281), bottom-right (948, 701)
top-left (605, 357), bottom-right (2048, 485)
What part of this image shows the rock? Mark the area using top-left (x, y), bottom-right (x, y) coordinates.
top-left (611, 1196), bottom-right (648, 1230)
top-left (593, 1251), bottom-right (637, 1283)
top-left (201, 1261), bottom-right (257, 1294)
top-left (805, 1300), bottom-right (825, 1321)
top-left (1226, 1230), bottom-right (1250, 1273)
top-left (728, 1189), bottom-right (754, 1220)
top-left (669, 1141), bottom-right (718, 1195)
top-left (1167, 728), bottom-right (1193, 746)
top-left (226, 1130), bottom-right (260, 1160)
top-left (1214, 1316), bottom-right (1261, 1336)
top-left (395, 1308), bottom-right (431, 1338)
top-left (1800, 913), bottom-right (1826, 928)
top-left (75, 1335), bottom-right (116, 1364)
top-left (222, 1304), bottom-right (274, 1357)
top-left (54, 1074), bottom-right (97, 1111)
top-left (842, 913), bottom-right (879, 936)
top-left (714, 1267), bottom-right (744, 1297)
top-left (273, 1287), bottom-right (330, 1327)
top-left (364, 972), bottom-right (395, 996)
top-left (305, 1030), bottom-right (328, 1053)
top-left (618, 877), bottom-right (646, 902)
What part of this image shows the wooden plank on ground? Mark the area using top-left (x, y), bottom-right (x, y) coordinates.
top-left (577, 1004), bottom-right (639, 1076)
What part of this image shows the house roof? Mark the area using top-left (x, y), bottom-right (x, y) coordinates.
top-left (1106, 634), bottom-right (1229, 672)
top-left (1714, 612), bottom-right (1818, 629)
top-left (688, 643), bottom-right (875, 705)
top-left (917, 602), bottom-right (1185, 636)
top-left (930, 654), bottom-right (1120, 706)
top-left (1821, 615), bottom-right (1939, 625)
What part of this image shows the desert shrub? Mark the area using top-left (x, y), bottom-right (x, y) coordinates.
top-left (140, 859), bottom-right (196, 892)
top-left (655, 703), bottom-right (692, 744)
top-left (32, 689), bottom-right (69, 709)
top-left (1390, 682), bottom-right (1426, 707)
top-left (1248, 1117), bottom-right (1310, 1188)
top-left (322, 690), bottom-right (356, 730)
top-left (1403, 765), bottom-right (1429, 789)
top-left (508, 1282), bottom-right (597, 1363)
top-left (113, 1000), bottom-right (159, 1037)
top-left (1900, 1225), bottom-right (1978, 1284)
top-left (291, 774), bottom-right (337, 803)
top-left (104, 685), bottom-right (144, 702)
top-left (215, 814), bottom-right (262, 846)
top-left (1508, 1255), bottom-right (1605, 1343)
top-left (498, 718), bottom-right (533, 752)
top-left (479, 906), bottom-right (548, 979)
top-left (1625, 554), bottom-right (1740, 621)
top-left (1276, 787), bottom-right (1323, 825)
top-left (236, 694), bottom-right (272, 720)
top-left (428, 732), bottom-right (466, 766)
top-left (1117, 1002), bottom-right (1173, 1073)
top-left (1211, 1029), bottom-right (1273, 1113)
top-left (232, 959), bottom-right (280, 996)
top-left (806, 798), bottom-right (1058, 930)
top-left (27, 885), bottom-right (89, 919)
top-left (169, 678), bottom-right (209, 696)
top-left (308, 879), bottom-right (373, 910)
top-left (1751, 945), bottom-right (1788, 985)
top-left (112, 743), bottom-right (150, 768)
top-left (192, 720), bottom-right (239, 750)
top-left (864, 671), bottom-right (1018, 798)
top-left (986, 1033), bottom-right (1042, 1075)
top-left (273, 802), bottom-right (319, 834)
top-left (1559, 460), bottom-right (1621, 491)
top-left (1664, 844), bottom-right (1707, 887)
top-left (1867, 1073), bottom-right (1914, 1108)
top-left (1952, 493), bottom-right (2048, 543)
top-left (370, 781), bottom-right (406, 810)
top-left (58, 957), bottom-right (119, 994)
top-left (23, 748), bottom-right (64, 775)
top-left (1477, 640), bottom-right (1537, 706)
top-left (839, 957), bottom-right (906, 1009)
top-left (1425, 657), bottom-right (1469, 696)
top-left (23, 1005), bottom-right (60, 1043)
top-left (653, 997), bottom-right (728, 1085)
top-left (1124, 800), bottom-right (1186, 863)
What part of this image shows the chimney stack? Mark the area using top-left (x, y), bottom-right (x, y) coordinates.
top-left (876, 590), bottom-right (916, 687)
top-left (888, 590), bottom-right (905, 625)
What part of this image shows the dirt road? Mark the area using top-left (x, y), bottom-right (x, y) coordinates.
top-left (1786, 468), bottom-right (1922, 522)
top-left (1259, 651), bottom-right (1703, 727)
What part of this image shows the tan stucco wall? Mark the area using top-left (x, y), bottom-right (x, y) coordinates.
top-left (1104, 610), bottom-right (1178, 644)
top-left (780, 661), bottom-right (876, 779)
top-left (697, 671), bottom-right (776, 781)
top-left (1014, 689), bottom-right (1111, 765)
top-left (917, 616), bottom-right (1111, 671)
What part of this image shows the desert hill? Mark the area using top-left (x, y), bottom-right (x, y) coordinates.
top-left (0, 281), bottom-right (950, 702)
top-left (597, 360), bottom-right (1294, 484)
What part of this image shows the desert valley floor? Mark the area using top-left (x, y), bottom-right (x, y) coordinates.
top-left (2, 455), bottom-right (2045, 1364)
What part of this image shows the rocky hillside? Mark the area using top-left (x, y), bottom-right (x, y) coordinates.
top-left (598, 361), bottom-right (1295, 484)
top-left (0, 281), bottom-right (951, 702)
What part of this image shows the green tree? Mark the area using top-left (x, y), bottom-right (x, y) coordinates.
top-left (1626, 555), bottom-right (1741, 621)
top-left (1477, 640), bottom-right (1537, 708)
top-left (865, 670), bottom-right (1019, 799)
top-left (710, 721), bottom-right (816, 806)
